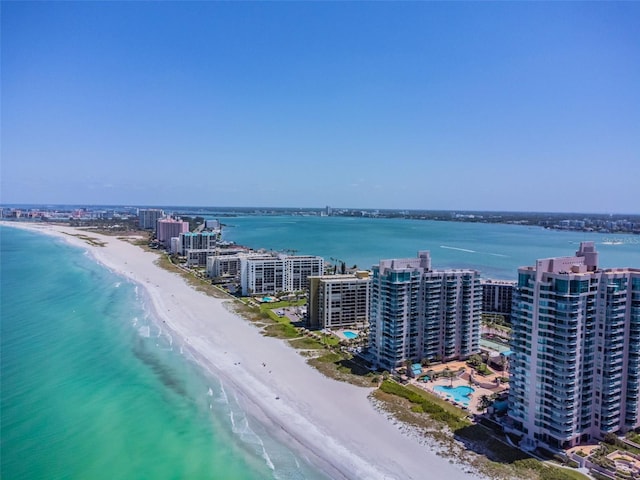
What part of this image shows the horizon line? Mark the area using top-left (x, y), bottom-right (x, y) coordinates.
top-left (1, 203), bottom-right (639, 217)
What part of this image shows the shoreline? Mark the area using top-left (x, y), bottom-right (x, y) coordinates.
top-left (1, 221), bottom-right (477, 479)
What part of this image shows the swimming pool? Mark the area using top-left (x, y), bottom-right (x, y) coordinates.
top-left (433, 385), bottom-right (474, 405)
top-left (343, 331), bottom-right (358, 340)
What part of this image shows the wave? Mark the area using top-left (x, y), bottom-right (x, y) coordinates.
top-left (217, 381), bottom-right (229, 405)
top-left (227, 390), bottom-right (276, 472)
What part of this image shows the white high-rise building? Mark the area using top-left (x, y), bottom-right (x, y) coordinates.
top-left (508, 242), bottom-right (640, 450)
top-left (369, 251), bottom-right (481, 371)
top-left (206, 252), bottom-right (247, 279)
top-left (239, 255), bottom-right (324, 296)
top-left (177, 232), bottom-right (220, 255)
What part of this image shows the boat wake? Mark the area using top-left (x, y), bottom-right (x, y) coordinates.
top-left (441, 245), bottom-right (509, 258)
top-left (440, 245), bottom-right (476, 253)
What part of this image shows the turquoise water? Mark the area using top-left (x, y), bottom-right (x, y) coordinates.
top-left (434, 386), bottom-right (475, 405)
top-left (221, 216), bottom-right (640, 279)
top-left (0, 226), bottom-right (325, 480)
top-left (2, 217), bottom-right (639, 479)
top-left (343, 331), bottom-right (358, 340)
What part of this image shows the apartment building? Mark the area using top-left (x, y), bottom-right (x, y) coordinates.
top-left (185, 250), bottom-right (217, 267)
top-left (508, 242), bottom-right (640, 450)
top-left (206, 252), bottom-right (248, 279)
top-left (156, 218), bottom-right (189, 248)
top-left (287, 256), bottom-right (325, 292)
top-left (369, 251), bottom-right (482, 371)
top-left (138, 209), bottom-right (164, 231)
top-left (307, 272), bottom-right (371, 330)
top-left (177, 232), bottom-right (220, 255)
top-left (240, 255), bottom-right (324, 296)
top-left (481, 279), bottom-right (515, 321)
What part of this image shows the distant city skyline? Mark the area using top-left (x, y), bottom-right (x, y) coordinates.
top-left (2, 2), bottom-right (639, 213)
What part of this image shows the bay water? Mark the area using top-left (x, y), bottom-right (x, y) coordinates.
top-left (0, 226), bottom-right (325, 480)
top-left (220, 216), bottom-right (640, 278)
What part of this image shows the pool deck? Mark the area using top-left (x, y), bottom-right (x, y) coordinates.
top-left (409, 361), bottom-right (508, 414)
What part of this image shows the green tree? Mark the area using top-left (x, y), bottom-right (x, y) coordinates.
top-left (468, 354), bottom-right (482, 367)
top-left (478, 395), bottom-right (492, 413)
top-left (405, 359), bottom-right (414, 378)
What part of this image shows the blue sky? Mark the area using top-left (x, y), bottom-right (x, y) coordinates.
top-left (2, 2), bottom-right (639, 212)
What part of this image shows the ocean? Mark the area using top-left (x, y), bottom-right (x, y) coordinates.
top-left (2, 218), bottom-right (639, 480)
top-left (220, 216), bottom-right (640, 278)
top-left (0, 226), bottom-right (325, 480)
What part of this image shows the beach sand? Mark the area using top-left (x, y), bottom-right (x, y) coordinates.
top-left (2, 222), bottom-right (478, 480)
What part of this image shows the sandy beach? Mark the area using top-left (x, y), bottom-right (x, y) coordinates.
top-left (2, 222), bottom-right (478, 480)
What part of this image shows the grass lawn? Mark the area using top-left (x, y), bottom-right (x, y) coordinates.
top-left (263, 323), bottom-right (299, 339)
top-left (289, 337), bottom-right (325, 349)
top-left (259, 299), bottom-right (306, 309)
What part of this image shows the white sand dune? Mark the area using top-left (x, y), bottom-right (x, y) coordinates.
top-left (3, 222), bottom-right (478, 480)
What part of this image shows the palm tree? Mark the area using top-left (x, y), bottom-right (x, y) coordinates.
top-left (442, 367), bottom-right (454, 387)
top-left (478, 395), bottom-right (492, 413)
top-left (405, 359), bottom-right (414, 378)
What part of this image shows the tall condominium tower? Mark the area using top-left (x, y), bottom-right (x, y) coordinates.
top-left (138, 208), bottom-right (164, 231)
top-left (508, 242), bottom-right (640, 450)
top-left (307, 272), bottom-right (371, 330)
top-left (369, 251), bottom-right (481, 371)
top-left (156, 218), bottom-right (189, 248)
